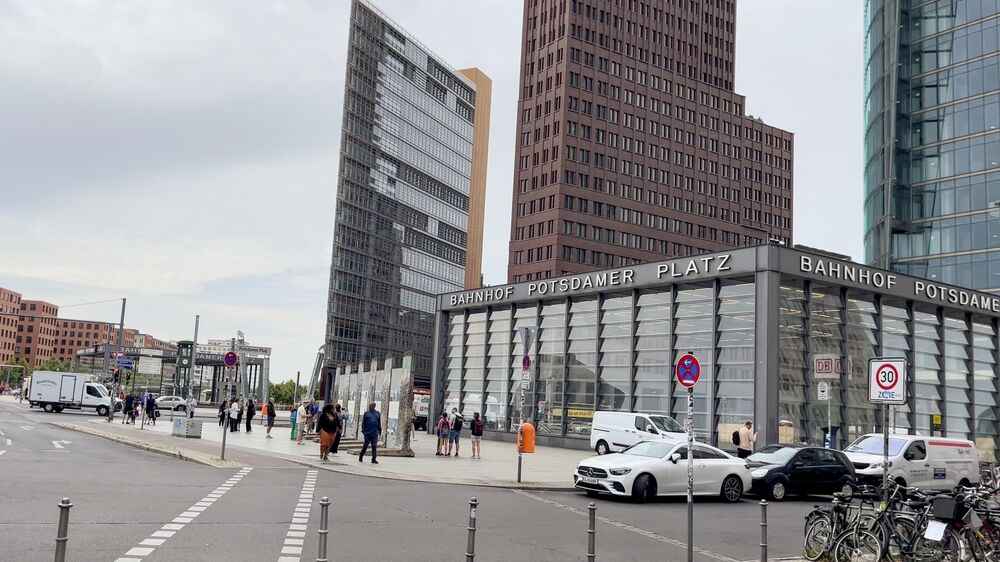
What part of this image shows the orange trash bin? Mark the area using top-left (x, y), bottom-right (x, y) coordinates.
top-left (517, 422), bottom-right (536, 453)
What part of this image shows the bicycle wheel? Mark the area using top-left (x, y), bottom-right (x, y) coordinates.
top-left (833, 530), bottom-right (883, 562)
top-left (909, 526), bottom-right (964, 562)
top-left (803, 513), bottom-right (834, 561)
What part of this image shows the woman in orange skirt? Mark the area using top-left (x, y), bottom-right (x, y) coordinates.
top-left (317, 404), bottom-right (340, 462)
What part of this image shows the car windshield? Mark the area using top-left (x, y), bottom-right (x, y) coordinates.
top-left (747, 446), bottom-right (798, 465)
top-left (93, 384), bottom-right (109, 397)
top-left (649, 415), bottom-right (683, 433)
top-left (621, 441), bottom-right (675, 458)
top-left (844, 436), bottom-right (906, 456)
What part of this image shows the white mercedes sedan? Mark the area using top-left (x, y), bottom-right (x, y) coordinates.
top-left (573, 440), bottom-right (752, 503)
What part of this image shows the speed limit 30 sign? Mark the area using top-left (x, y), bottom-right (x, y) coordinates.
top-left (868, 357), bottom-right (907, 404)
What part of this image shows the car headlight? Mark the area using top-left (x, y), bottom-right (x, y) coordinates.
top-left (867, 463), bottom-right (883, 470)
top-left (609, 468), bottom-right (631, 476)
top-left (751, 469), bottom-right (770, 478)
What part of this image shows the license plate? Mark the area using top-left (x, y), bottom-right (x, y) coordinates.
top-left (924, 520), bottom-right (947, 542)
top-left (579, 476), bottom-right (598, 484)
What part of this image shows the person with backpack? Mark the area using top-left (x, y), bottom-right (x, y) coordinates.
top-left (265, 398), bottom-right (276, 439)
top-left (470, 412), bottom-right (484, 459)
top-left (435, 413), bottom-right (450, 456)
top-left (447, 407), bottom-right (464, 457)
top-left (736, 421), bottom-right (757, 458)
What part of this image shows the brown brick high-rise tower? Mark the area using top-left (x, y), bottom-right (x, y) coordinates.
top-left (508, 0), bottom-right (793, 282)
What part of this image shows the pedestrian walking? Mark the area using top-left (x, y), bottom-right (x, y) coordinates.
top-left (359, 402), bottom-right (380, 464)
top-left (235, 399), bottom-right (243, 432)
top-left (470, 412), bottom-right (484, 459)
top-left (186, 396), bottom-right (197, 419)
top-left (218, 401), bottom-right (227, 427)
top-left (736, 421), bottom-right (757, 459)
top-left (317, 404), bottom-right (341, 462)
top-left (304, 399), bottom-right (316, 436)
top-left (447, 408), bottom-right (464, 457)
top-left (145, 394), bottom-right (157, 425)
top-left (331, 404), bottom-right (347, 454)
top-left (435, 413), bottom-right (449, 456)
top-left (245, 398), bottom-right (255, 433)
top-left (122, 394), bottom-right (134, 425)
top-left (289, 405), bottom-right (298, 440)
top-left (265, 398), bottom-right (276, 438)
top-left (296, 401), bottom-right (308, 445)
top-left (229, 400), bottom-right (241, 432)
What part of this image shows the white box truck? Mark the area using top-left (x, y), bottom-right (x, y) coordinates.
top-left (29, 371), bottom-right (111, 416)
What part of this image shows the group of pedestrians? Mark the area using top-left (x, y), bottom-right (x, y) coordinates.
top-left (435, 408), bottom-right (483, 459)
top-left (218, 397), bottom-right (263, 433)
top-left (120, 392), bottom-right (158, 425)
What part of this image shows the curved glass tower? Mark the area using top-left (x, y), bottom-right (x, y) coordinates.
top-left (864, 0), bottom-right (1000, 291)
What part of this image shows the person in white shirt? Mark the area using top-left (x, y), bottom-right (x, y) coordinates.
top-left (737, 421), bottom-right (757, 458)
top-left (186, 396), bottom-right (197, 419)
top-left (229, 400), bottom-right (241, 432)
top-left (296, 401), bottom-right (309, 445)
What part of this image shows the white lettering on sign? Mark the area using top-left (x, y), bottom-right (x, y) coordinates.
top-left (914, 280), bottom-right (1000, 313)
top-left (655, 254), bottom-right (732, 279)
top-left (800, 256), bottom-right (897, 289)
top-left (526, 268), bottom-right (635, 296)
top-left (450, 286), bottom-right (515, 307)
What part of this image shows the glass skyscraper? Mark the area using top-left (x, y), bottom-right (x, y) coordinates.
top-left (865, 0), bottom-right (1000, 291)
top-left (326, 0), bottom-right (491, 389)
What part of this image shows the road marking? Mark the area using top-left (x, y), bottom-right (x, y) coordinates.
top-left (114, 466), bottom-right (252, 562)
top-left (19, 425), bottom-right (32, 431)
top-left (4, 438), bottom-right (10, 446)
top-left (276, 469), bottom-right (318, 562)
top-left (510, 490), bottom-right (741, 562)
top-left (51, 440), bottom-right (71, 449)
top-left (0, 450), bottom-right (6, 457)
top-left (0, 429), bottom-right (6, 436)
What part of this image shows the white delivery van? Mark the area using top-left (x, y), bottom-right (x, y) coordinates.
top-left (590, 411), bottom-right (687, 454)
top-left (844, 433), bottom-right (980, 490)
top-left (29, 371), bottom-right (112, 416)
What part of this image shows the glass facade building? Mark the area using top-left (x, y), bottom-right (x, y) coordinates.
top-left (326, 0), bottom-right (490, 389)
top-left (864, 0), bottom-right (1000, 291)
top-left (432, 245), bottom-right (1000, 459)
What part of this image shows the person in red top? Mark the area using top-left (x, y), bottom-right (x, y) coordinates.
top-left (470, 412), bottom-right (484, 459)
top-left (435, 413), bottom-right (450, 456)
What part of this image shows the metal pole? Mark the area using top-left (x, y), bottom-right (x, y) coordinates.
top-left (517, 450), bottom-right (523, 483)
top-left (465, 497), bottom-right (478, 562)
top-left (108, 298), bottom-right (126, 422)
top-left (189, 315), bottom-right (199, 400)
top-left (882, 403), bottom-right (889, 503)
top-left (827, 390), bottom-right (832, 448)
top-left (686, 386), bottom-right (694, 562)
top-left (317, 496), bottom-right (330, 562)
top-left (587, 502), bottom-right (596, 561)
top-left (759, 499), bottom-right (768, 562)
top-left (221, 340), bottom-right (235, 461)
top-left (296, 371), bottom-right (301, 403)
top-left (54, 497), bottom-right (72, 562)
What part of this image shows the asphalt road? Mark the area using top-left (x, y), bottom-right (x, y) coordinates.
top-left (0, 399), bottom-right (816, 561)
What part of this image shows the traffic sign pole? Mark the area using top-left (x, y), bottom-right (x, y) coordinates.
top-left (868, 357), bottom-right (907, 502)
top-left (675, 352), bottom-right (700, 562)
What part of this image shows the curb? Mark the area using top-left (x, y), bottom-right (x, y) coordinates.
top-left (271, 453), bottom-right (576, 491)
top-left (51, 422), bottom-right (241, 469)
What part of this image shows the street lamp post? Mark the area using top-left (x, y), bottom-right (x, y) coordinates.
top-left (107, 298), bottom-right (126, 422)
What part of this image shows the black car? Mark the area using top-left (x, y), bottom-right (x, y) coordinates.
top-left (747, 444), bottom-right (856, 501)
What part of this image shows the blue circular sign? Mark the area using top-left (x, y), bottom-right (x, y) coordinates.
top-left (675, 353), bottom-right (701, 388)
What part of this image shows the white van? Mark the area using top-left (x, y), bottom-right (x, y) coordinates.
top-left (844, 433), bottom-right (980, 490)
top-left (590, 411), bottom-right (686, 454)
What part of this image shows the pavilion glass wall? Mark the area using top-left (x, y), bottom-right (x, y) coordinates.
top-left (972, 318), bottom-right (998, 460)
top-left (778, 281), bottom-right (808, 443)
top-left (943, 313), bottom-right (972, 439)
top-left (485, 308), bottom-right (511, 432)
top-left (597, 293), bottom-right (632, 414)
top-left (536, 301), bottom-right (566, 436)
top-left (633, 289), bottom-right (672, 417)
top-left (443, 313), bottom-right (463, 414)
top-left (461, 310), bottom-right (487, 421)
top-left (808, 284), bottom-right (845, 446)
top-left (844, 292), bottom-right (879, 443)
top-left (883, 300), bottom-right (914, 434)
top-left (715, 279), bottom-right (755, 452)
top-left (672, 284), bottom-right (715, 442)
top-left (509, 304), bottom-right (536, 431)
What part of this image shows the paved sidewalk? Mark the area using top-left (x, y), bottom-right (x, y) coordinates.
top-left (58, 412), bottom-right (586, 489)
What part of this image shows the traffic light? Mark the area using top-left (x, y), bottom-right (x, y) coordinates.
top-left (125, 372), bottom-right (131, 383)
top-left (114, 369), bottom-right (121, 384)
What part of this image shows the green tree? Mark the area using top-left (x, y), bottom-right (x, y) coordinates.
top-left (3, 357), bottom-right (31, 385)
top-left (267, 379), bottom-right (307, 406)
top-left (39, 357), bottom-right (70, 372)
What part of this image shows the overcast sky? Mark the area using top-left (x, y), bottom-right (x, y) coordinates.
top-left (0, 0), bottom-right (863, 382)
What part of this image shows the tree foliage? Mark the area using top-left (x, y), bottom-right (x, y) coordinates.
top-left (267, 379), bottom-right (309, 406)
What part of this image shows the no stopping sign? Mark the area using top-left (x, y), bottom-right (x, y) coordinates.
top-left (868, 358), bottom-right (907, 404)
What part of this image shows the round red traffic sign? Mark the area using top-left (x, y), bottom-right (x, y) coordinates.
top-left (224, 351), bottom-right (239, 367)
top-left (874, 363), bottom-right (899, 391)
top-left (676, 353), bottom-right (701, 388)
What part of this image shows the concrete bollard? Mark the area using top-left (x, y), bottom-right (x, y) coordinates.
top-left (317, 496), bottom-right (330, 562)
top-left (465, 497), bottom-right (478, 562)
top-left (54, 498), bottom-right (72, 562)
top-left (587, 502), bottom-right (597, 561)
top-left (759, 499), bottom-right (768, 562)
